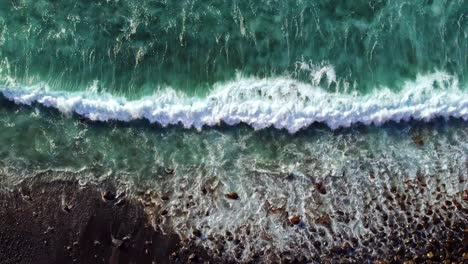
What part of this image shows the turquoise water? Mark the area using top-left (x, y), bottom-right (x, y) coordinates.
top-left (0, 1), bottom-right (467, 260)
top-left (0, 0), bottom-right (466, 95)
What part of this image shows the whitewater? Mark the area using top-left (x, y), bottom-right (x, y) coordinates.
top-left (1, 71), bottom-right (467, 133)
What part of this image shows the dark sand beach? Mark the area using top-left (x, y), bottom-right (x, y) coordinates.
top-left (0, 173), bottom-right (466, 263)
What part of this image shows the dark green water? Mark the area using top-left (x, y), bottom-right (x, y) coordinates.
top-left (0, 0), bottom-right (466, 95)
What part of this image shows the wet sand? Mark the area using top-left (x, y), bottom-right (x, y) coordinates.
top-left (0, 177), bottom-right (214, 264)
top-left (0, 175), bottom-right (467, 263)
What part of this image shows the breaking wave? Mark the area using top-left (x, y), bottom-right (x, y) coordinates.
top-left (1, 72), bottom-right (467, 133)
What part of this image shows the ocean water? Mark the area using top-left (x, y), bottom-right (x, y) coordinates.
top-left (0, 0), bottom-right (467, 261)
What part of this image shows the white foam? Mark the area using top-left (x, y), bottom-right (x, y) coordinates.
top-left (1, 72), bottom-right (467, 133)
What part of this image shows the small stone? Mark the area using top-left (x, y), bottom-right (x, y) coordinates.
top-left (62, 205), bottom-right (71, 213)
top-left (192, 229), bottom-right (202, 238)
top-left (463, 252), bottom-right (468, 260)
top-left (102, 191), bottom-right (115, 201)
top-left (66, 246), bottom-right (72, 251)
top-left (427, 252), bottom-right (434, 259)
top-left (413, 134), bottom-right (424, 146)
top-left (164, 168), bottom-right (174, 174)
top-left (341, 242), bottom-right (351, 253)
top-left (289, 216), bottom-right (301, 225)
top-left (315, 214), bottom-right (332, 228)
top-left (314, 182), bottom-right (327, 195)
top-left (111, 237), bottom-right (123, 248)
top-left (225, 192), bottom-right (239, 200)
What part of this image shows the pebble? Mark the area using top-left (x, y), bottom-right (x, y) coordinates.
top-left (192, 229), bottom-right (202, 238)
top-left (225, 192), bottom-right (239, 200)
top-left (101, 191), bottom-right (116, 201)
top-left (412, 134), bottom-right (424, 146)
top-left (314, 182), bottom-right (327, 195)
top-left (290, 216), bottom-right (301, 225)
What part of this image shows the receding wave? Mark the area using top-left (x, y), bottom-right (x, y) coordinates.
top-left (1, 72), bottom-right (467, 133)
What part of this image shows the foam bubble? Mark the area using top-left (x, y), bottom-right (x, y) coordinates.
top-left (1, 72), bottom-right (467, 133)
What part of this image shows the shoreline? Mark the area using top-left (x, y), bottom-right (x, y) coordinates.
top-left (0, 174), bottom-right (466, 263)
top-left (0, 177), bottom-right (215, 264)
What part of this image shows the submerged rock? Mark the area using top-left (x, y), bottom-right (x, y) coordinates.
top-left (289, 216), bottom-right (301, 225)
top-left (101, 191), bottom-right (115, 201)
top-left (314, 182), bottom-right (327, 195)
top-left (192, 229), bottom-right (202, 238)
top-left (225, 192), bottom-right (239, 200)
top-left (412, 134), bottom-right (425, 146)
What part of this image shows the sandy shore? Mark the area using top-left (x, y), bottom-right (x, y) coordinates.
top-left (0, 177), bottom-right (216, 264)
top-left (0, 175), bottom-right (467, 263)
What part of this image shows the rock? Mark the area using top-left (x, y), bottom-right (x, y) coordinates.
top-left (62, 205), bottom-right (71, 213)
top-left (427, 251), bottom-right (434, 259)
top-left (315, 214), bottom-right (332, 228)
top-left (341, 242), bottom-right (351, 253)
top-left (290, 216), bottom-right (301, 225)
top-left (314, 182), bottom-right (327, 195)
top-left (225, 192), bottom-right (239, 200)
top-left (111, 237), bottom-right (123, 248)
top-left (412, 134), bottom-right (424, 147)
top-left (192, 229), bottom-right (202, 238)
top-left (101, 191), bottom-right (115, 201)
top-left (21, 194), bottom-right (32, 201)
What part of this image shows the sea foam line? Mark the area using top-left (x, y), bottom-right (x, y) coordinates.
top-left (1, 72), bottom-right (467, 133)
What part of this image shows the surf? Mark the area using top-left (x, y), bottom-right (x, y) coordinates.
top-left (1, 71), bottom-right (466, 133)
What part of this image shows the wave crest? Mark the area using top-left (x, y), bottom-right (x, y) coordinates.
top-left (1, 72), bottom-right (467, 133)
